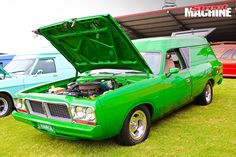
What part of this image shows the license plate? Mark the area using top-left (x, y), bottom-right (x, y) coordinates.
top-left (38, 123), bottom-right (55, 133)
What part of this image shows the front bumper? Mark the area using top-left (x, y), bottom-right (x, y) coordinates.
top-left (12, 111), bottom-right (103, 140)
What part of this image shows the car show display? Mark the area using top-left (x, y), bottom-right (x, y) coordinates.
top-left (12, 15), bottom-right (223, 145)
top-left (0, 52), bottom-right (75, 117)
top-left (211, 42), bottom-right (236, 77)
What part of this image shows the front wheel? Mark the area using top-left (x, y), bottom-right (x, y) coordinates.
top-left (0, 93), bottom-right (14, 117)
top-left (195, 81), bottom-right (213, 105)
top-left (116, 106), bottom-right (151, 146)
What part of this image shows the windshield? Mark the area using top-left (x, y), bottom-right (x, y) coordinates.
top-left (5, 59), bottom-right (35, 75)
top-left (0, 74), bottom-right (4, 80)
top-left (0, 66), bottom-right (9, 79)
top-left (141, 52), bottom-right (161, 74)
top-left (87, 52), bottom-right (161, 75)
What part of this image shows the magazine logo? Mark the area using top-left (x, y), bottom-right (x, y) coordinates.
top-left (185, 4), bottom-right (231, 17)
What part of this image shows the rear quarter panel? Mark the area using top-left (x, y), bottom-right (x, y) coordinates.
top-left (190, 45), bottom-right (222, 98)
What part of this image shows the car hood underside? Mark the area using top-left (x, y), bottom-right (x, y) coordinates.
top-left (37, 14), bottom-right (152, 74)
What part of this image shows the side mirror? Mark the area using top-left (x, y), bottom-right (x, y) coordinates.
top-left (166, 68), bottom-right (179, 77)
top-left (35, 69), bottom-right (43, 75)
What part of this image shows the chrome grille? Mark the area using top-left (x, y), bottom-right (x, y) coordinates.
top-left (26, 99), bottom-right (71, 121)
top-left (47, 103), bottom-right (70, 119)
top-left (28, 100), bottom-right (45, 115)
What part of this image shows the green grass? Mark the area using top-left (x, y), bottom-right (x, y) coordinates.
top-left (0, 79), bottom-right (236, 157)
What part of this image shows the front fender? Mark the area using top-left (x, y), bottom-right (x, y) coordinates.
top-left (97, 76), bottom-right (163, 138)
top-left (0, 77), bottom-right (24, 98)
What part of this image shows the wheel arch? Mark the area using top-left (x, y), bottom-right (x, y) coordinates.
top-left (139, 103), bottom-right (154, 118)
top-left (125, 102), bottom-right (155, 122)
top-left (209, 78), bottom-right (214, 86)
top-left (0, 91), bottom-right (14, 106)
top-left (115, 102), bottom-right (155, 135)
top-left (0, 91), bottom-right (15, 117)
top-left (116, 102), bottom-right (154, 145)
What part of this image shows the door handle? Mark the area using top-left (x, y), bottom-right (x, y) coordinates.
top-left (186, 78), bottom-right (190, 84)
top-left (53, 74), bottom-right (58, 77)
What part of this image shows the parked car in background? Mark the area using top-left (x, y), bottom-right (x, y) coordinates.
top-left (211, 41), bottom-right (236, 77)
top-left (0, 54), bottom-right (15, 67)
top-left (0, 51), bottom-right (75, 117)
top-left (0, 66), bottom-right (11, 80)
top-left (12, 15), bottom-right (223, 145)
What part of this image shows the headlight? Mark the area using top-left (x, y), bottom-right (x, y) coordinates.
top-left (85, 107), bottom-right (95, 121)
top-left (15, 99), bottom-right (23, 108)
top-left (15, 99), bottom-right (27, 113)
top-left (74, 106), bottom-right (85, 119)
top-left (71, 105), bottom-right (96, 126)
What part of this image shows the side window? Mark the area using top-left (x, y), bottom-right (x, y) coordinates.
top-left (179, 48), bottom-right (190, 68)
top-left (32, 59), bottom-right (56, 74)
top-left (190, 45), bottom-right (208, 66)
top-left (164, 48), bottom-right (187, 73)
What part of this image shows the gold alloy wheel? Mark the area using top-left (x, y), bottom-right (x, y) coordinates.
top-left (129, 110), bottom-right (147, 140)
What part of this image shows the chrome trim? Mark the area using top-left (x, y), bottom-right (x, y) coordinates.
top-left (0, 97), bottom-right (9, 116)
top-left (70, 104), bottom-right (96, 123)
top-left (25, 98), bottom-right (72, 123)
top-left (23, 99), bottom-right (30, 113)
top-left (129, 110), bottom-right (147, 140)
top-left (46, 103), bottom-right (72, 122)
top-left (26, 99), bottom-right (47, 118)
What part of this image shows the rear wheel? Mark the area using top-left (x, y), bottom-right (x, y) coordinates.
top-left (0, 93), bottom-right (13, 117)
top-left (116, 105), bottom-right (151, 146)
top-left (195, 81), bottom-right (213, 105)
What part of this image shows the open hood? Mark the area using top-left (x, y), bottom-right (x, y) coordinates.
top-left (37, 14), bottom-right (152, 74)
top-left (0, 66), bottom-right (11, 78)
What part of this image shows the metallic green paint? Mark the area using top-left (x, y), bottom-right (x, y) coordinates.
top-left (12, 15), bottom-right (223, 141)
top-left (37, 15), bottom-right (152, 74)
top-left (13, 111), bottom-right (103, 140)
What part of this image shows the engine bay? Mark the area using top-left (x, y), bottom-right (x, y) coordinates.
top-left (47, 78), bottom-right (127, 99)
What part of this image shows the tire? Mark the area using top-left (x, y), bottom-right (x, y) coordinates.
top-left (116, 105), bottom-right (151, 146)
top-left (0, 93), bottom-right (14, 117)
top-left (195, 81), bottom-right (213, 106)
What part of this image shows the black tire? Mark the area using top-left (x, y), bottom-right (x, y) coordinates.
top-left (195, 81), bottom-right (213, 106)
top-left (116, 105), bottom-right (151, 146)
top-left (0, 93), bottom-right (14, 117)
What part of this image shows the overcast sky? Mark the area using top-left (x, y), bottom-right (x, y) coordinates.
top-left (0, 0), bottom-right (220, 54)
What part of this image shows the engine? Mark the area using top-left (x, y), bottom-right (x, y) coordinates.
top-left (47, 78), bottom-right (123, 99)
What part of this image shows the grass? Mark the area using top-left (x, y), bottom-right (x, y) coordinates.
top-left (0, 79), bottom-right (236, 157)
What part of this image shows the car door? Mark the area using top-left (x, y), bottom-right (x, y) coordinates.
top-left (162, 48), bottom-right (192, 113)
top-left (23, 58), bottom-right (58, 88)
top-left (163, 70), bottom-right (191, 112)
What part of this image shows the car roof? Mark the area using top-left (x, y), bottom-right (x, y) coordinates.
top-left (0, 54), bottom-right (15, 59)
top-left (132, 36), bottom-right (209, 52)
top-left (13, 51), bottom-right (60, 60)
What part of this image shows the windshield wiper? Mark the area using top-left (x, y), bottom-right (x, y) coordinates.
top-left (10, 70), bottom-right (25, 74)
top-left (98, 72), bottom-right (121, 75)
top-left (90, 72), bottom-right (121, 76)
top-left (125, 71), bottom-right (145, 74)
